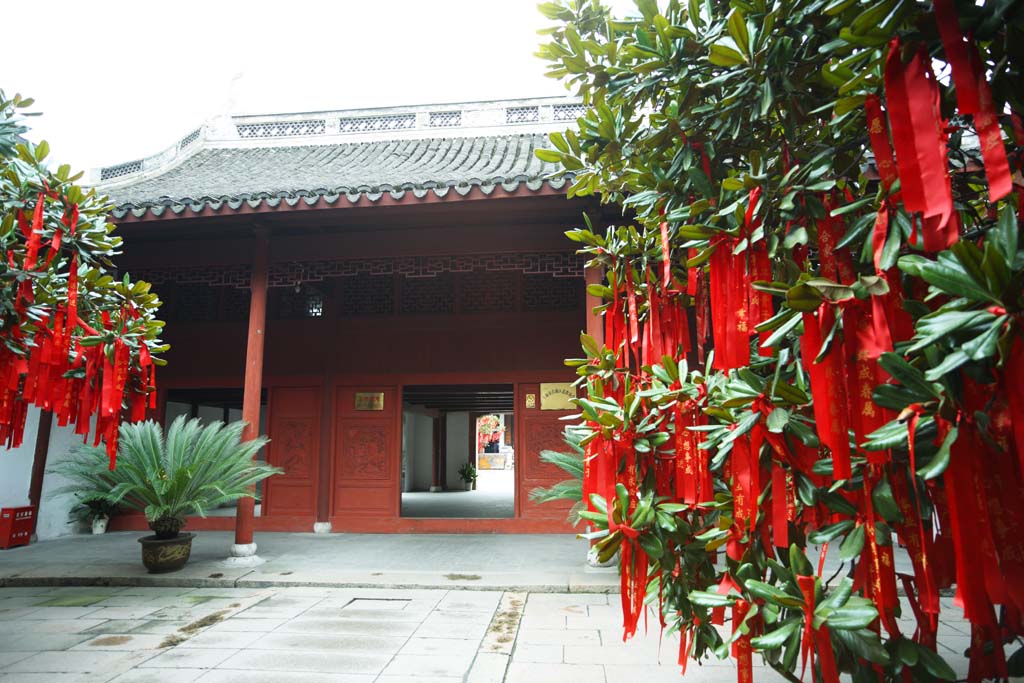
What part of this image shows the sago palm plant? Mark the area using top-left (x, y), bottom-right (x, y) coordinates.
top-left (528, 425), bottom-right (586, 524)
top-left (52, 416), bottom-right (282, 538)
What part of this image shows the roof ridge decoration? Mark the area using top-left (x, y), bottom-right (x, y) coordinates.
top-left (91, 98), bottom-right (586, 220)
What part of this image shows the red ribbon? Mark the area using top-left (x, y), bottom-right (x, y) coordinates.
top-left (934, 0), bottom-right (1012, 201)
top-left (884, 39), bottom-right (957, 251)
top-left (800, 305), bottom-right (852, 479)
top-left (797, 575), bottom-right (839, 683)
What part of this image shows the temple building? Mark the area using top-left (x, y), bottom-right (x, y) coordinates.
top-left (12, 97), bottom-right (612, 542)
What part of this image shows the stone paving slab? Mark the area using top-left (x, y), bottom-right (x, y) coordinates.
top-left (0, 585), bottom-right (994, 682)
top-left (0, 531), bottom-right (616, 592)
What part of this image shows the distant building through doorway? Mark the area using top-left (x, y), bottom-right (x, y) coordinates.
top-left (400, 385), bottom-right (514, 519)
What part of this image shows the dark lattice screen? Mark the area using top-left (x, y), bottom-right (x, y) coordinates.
top-left (460, 270), bottom-right (516, 313)
top-left (160, 283), bottom-right (219, 322)
top-left (523, 274), bottom-right (583, 312)
top-left (222, 287), bottom-right (251, 321)
top-left (269, 288), bottom-right (325, 319)
top-left (401, 274), bottom-right (454, 314)
top-left (340, 275), bottom-right (394, 317)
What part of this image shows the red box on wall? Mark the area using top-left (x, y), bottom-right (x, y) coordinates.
top-left (0, 506), bottom-right (35, 549)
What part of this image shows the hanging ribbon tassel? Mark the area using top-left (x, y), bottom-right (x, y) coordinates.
top-left (884, 39), bottom-right (957, 251)
top-left (732, 600), bottom-right (754, 683)
top-left (933, 0), bottom-right (1012, 201)
top-left (797, 575), bottom-right (840, 683)
top-left (800, 305), bottom-right (852, 479)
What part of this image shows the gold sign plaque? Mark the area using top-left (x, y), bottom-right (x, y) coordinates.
top-left (354, 392), bottom-right (385, 411)
top-left (540, 383), bottom-right (575, 411)
top-left (525, 393), bottom-right (537, 409)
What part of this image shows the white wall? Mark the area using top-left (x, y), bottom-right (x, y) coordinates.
top-left (445, 412), bottom-right (470, 489)
top-left (412, 414), bottom-right (433, 491)
top-left (0, 406), bottom-right (91, 540)
top-left (38, 416), bottom-right (98, 540)
top-left (0, 406), bottom-right (40, 509)
top-left (401, 409), bottom-right (435, 492)
top-left (401, 412), bottom-right (415, 493)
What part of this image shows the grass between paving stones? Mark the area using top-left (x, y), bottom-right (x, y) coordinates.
top-left (158, 607), bottom-right (237, 648)
top-left (445, 573), bottom-right (482, 581)
top-left (184, 595), bottom-right (235, 605)
top-left (35, 595), bottom-right (110, 607)
top-left (89, 635), bottom-right (134, 647)
top-left (486, 596), bottom-right (524, 650)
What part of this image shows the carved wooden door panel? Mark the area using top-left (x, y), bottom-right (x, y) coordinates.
top-left (332, 386), bottom-right (398, 522)
top-left (264, 386), bottom-right (320, 518)
top-left (516, 382), bottom-right (576, 523)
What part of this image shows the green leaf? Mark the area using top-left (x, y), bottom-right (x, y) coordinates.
top-left (766, 408), bottom-right (789, 433)
top-left (786, 283), bottom-right (823, 311)
top-left (917, 644), bottom-right (956, 680)
top-left (899, 253), bottom-right (998, 304)
top-left (745, 580), bottom-right (805, 608)
top-left (871, 476), bottom-right (901, 524)
top-left (877, 353), bottom-right (940, 400)
top-left (727, 9), bottom-right (750, 56)
top-left (839, 523), bottom-right (865, 561)
top-left (826, 603), bottom-right (879, 630)
top-left (808, 519), bottom-right (855, 544)
top-left (688, 590), bottom-right (735, 607)
top-left (917, 425), bottom-right (957, 480)
top-left (709, 43), bottom-right (746, 67)
top-left (750, 618), bottom-right (801, 650)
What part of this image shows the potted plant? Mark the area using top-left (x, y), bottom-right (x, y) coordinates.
top-left (70, 498), bottom-right (120, 534)
top-left (457, 462), bottom-right (477, 491)
top-left (52, 416), bottom-right (282, 573)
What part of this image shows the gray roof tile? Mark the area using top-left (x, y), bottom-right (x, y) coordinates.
top-left (101, 133), bottom-right (565, 218)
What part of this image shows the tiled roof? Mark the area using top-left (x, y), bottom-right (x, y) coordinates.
top-left (93, 98), bottom-right (586, 219)
top-left (102, 134), bottom-right (565, 219)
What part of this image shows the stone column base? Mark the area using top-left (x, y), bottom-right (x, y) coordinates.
top-left (313, 522), bottom-right (332, 534)
top-left (586, 545), bottom-right (618, 568)
top-left (223, 542), bottom-right (265, 567)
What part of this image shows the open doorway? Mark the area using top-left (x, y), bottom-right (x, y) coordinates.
top-left (400, 384), bottom-right (514, 518)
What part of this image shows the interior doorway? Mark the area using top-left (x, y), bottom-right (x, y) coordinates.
top-left (400, 384), bottom-right (514, 518)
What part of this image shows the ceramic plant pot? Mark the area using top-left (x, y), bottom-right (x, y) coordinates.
top-left (91, 517), bottom-right (108, 535)
top-left (138, 532), bottom-right (195, 573)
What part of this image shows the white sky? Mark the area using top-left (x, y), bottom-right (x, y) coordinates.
top-left (5, 0), bottom-right (632, 172)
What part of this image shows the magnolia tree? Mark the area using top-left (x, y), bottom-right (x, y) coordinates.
top-left (536, 1), bottom-right (1023, 681)
top-left (0, 92), bottom-right (165, 465)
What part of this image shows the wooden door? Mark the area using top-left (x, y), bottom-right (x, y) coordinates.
top-left (263, 386), bottom-right (320, 518)
top-left (516, 382), bottom-right (576, 523)
top-left (332, 385), bottom-right (399, 520)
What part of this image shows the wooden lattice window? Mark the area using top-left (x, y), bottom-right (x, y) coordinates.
top-left (522, 274), bottom-right (583, 312)
top-left (460, 270), bottom-right (516, 313)
top-left (400, 274), bottom-right (454, 315)
top-left (339, 276), bottom-right (394, 317)
top-left (160, 283), bottom-right (219, 322)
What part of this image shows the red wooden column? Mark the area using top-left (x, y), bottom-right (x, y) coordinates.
top-left (232, 229), bottom-right (269, 558)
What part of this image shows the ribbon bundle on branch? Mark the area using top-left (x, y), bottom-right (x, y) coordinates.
top-left (539, 1), bottom-right (1024, 681)
top-left (0, 95), bottom-right (164, 467)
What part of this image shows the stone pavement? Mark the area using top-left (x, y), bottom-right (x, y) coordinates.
top-left (0, 532), bottom-right (617, 593)
top-left (0, 585), bottom-right (979, 682)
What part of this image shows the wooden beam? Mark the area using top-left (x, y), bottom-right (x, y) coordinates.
top-left (235, 229), bottom-right (270, 547)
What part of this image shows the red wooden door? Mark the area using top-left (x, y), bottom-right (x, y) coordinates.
top-left (332, 385), bottom-right (399, 523)
top-left (516, 383), bottom-right (575, 525)
top-left (263, 386), bottom-right (320, 518)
